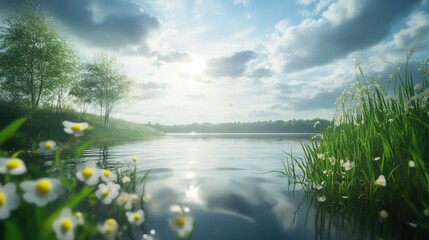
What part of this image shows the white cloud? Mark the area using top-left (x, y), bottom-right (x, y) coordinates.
top-left (267, 0), bottom-right (422, 73)
top-left (234, 0), bottom-right (249, 6)
top-left (377, 11), bottom-right (429, 53)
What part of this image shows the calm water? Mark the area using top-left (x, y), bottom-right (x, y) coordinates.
top-left (77, 133), bottom-right (354, 240)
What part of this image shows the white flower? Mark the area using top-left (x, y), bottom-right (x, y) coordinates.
top-left (116, 192), bottom-right (133, 210)
top-left (168, 208), bottom-right (194, 238)
top-left (343, 160), bottom-right (354, 171)
top-left (313, 121), bottom-right (320, 128)
top-left (375, 175), bottom-right (387, 187)
top-left (122, 176), bottom-right (131, 184)
top-left (317, 153), bottom-right (325, 160)
top-left (414, 84), bottom-right (423, 93)
top-left (341, 195), bottom-right (349, 199)
top-left (409, 160), bottom-right (415, 168)
top-left (21, 178), bottom-right (62, 206)
top-left (373, 157), bottom-right (381, 161)
top-left (100, 169), bottom-right (117, 182)
top-left (130, 193), bottom-right (139, 203)
top-left (98, 218), bottom-right (119, 240)
top-left (126, 209), bottom-right (145, 225)
top-left (38, 140), bottom-right (57, 155)
top-left (143, 194), bottom-right (152, 203)
top-left (0, 183), bottom-right (20, 219)
top-left (52, 208), bottom-right (77, 240)
top-left (74, 212), bottom-right (84, 226)
top-left (142, 230), bottom-right (156, 240)
top-left (379, 210), bottom-right (389, 219)
top-left (95, 182), bottom-right (120, 204)
top-left (76, 164), bottom-right (100, 186)
top-left (329, 156), bottom-right (336, 165)
top-left (0, 157), bottom-right (27, 175)
top-left (63, 121), bottom-right (89, 137)
top-left (317, 195), bottom-right (326, 202)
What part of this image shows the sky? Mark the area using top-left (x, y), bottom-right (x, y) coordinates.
top-left (0, 0), bottom-right (428, 124)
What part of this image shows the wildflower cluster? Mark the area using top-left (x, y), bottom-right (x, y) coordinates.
top-left (1, 118), bottom-right (196, 240)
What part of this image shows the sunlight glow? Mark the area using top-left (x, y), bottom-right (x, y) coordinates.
top-left (183, 59), bottom-right (206, 75)
top-left (185, 185), bottom-right (201, 202)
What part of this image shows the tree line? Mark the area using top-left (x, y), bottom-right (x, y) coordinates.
top-left (148, 119), bottom-right (330, 133)
top-left (0, 3), bottom-right (132, 126)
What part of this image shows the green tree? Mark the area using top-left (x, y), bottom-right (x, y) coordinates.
top-left (72, 53), bottom-right (133, 126)
top-left (0, 4), bottom-right (78, 110)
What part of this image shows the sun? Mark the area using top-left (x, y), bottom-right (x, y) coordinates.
top-left (183, 58), bottom-right (206, 75)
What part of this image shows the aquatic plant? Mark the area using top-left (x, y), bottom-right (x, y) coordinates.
top-left (283, 50), bottom-right (429, 236)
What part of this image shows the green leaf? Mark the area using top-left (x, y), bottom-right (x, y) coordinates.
top-left (75, 140), bottom-right (95, 159)
top-left (0, 118), bottom-right (27, 146)
top-left (3, 221), bottom-right (24, 240)
top-left (66, 186), bottom-right (95, 208)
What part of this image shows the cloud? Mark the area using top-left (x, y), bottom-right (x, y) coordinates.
top-left (186, 93), bottom-right (206, 99)
top-left (205, 50), bottom-right (257, 78)
top-left (248, 67), bottom-right (273, 80)
top-left (154, 51), bottom-right (192, 64)
top-left (268, 0), bottom-right (422, 73)
top-left (136, 82), bottom-right (168, 100)
top-left (233, 0), bottom-right (250, 6)
top-left (375, 11), bottom-right (429, 54)
top-left (249, 110), bottom-right (279, 118)
top-left (0, 0), bottom-right (160, 51)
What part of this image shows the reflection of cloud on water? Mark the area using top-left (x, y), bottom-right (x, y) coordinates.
top-left (144, 168), bottom-right (305, 239)
top-left (273, 201), bottom-right (297, 231)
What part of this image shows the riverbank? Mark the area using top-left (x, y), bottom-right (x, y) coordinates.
top-left (0, 102), bottom-right (163, 151)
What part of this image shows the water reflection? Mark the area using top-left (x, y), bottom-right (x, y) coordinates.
top-left (73, 133), bottom-right (397, 239)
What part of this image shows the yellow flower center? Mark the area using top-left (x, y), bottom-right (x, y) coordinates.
top-left (0, 191), bottom-right (6, 207)
top-left (44, 142), bottom-right (53, 150)
top-left (131, 157), bottom-right (137, 163)
top-left (102, 189), bottom-right (109, 198)
top-left (133, 213), bottom-right (140, 221)
top-left (103, 170), bottom-right (111, 177)
top-left (36, 179), bottom-right (52, 195)
top-left (60, 218), bottom-right (73, 233)
top-left (71, 124), bottom-right (81, 132)
top-left (75, 212), bottom-right (83, 220)
top-left (131, 194), bottom-right (138, 201)
top-left (82, 168), bottom-right (93, 179)
top-left (106, 218), bottom-right (116, 226)
top-left (6, 159), bottom-right (20, 170)
top-left (175, 216), bottom-right (186, 228)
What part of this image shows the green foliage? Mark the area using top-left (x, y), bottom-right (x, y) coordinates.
top-left (0, 118), bottom-right (26, 146)
top-left (149, 118), bottom-right (330, 133)
top-left (71, 53), bottom-right (133, 127)
top-left (0, 102), bottom-right (162, 150)
top-left (0, 2), bottom-right (79, 110)
top-left (284, 51), bottom-right (429, 236)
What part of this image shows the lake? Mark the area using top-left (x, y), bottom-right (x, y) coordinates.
top-left (77, 133), bottom-right (363, 240)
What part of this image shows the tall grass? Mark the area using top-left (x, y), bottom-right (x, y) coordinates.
top-left (285, 50), bottom-right (429, 232)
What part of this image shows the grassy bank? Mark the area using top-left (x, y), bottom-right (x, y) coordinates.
top-left (0, 102), bottom-right (162, 151)
top-left (283, 52), bottom-right (429, 236)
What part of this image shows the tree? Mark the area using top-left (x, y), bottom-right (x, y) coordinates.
top-left (72, 53), bottom-right (132, 126)
top-left (0, 4), bottom-right (78, 110)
